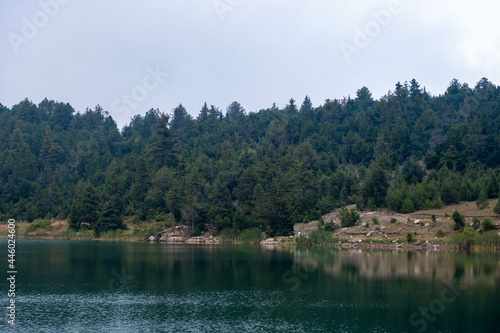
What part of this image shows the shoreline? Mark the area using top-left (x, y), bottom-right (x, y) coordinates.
top-left (0, 234), bottom-right (470, 252)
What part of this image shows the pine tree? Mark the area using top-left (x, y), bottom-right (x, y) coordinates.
top-left (148, 114), bottom-right (176, 169)
top-left (97, 200), bottom-right (126, 235)
top-left (476, 188), bottom-right (489, 209)
top-left (494, 197), bottom-right (500, 215)
top-left (68, 183), bottom-right (99, 231)
top-left (486, 171), bottom-right (499, 198)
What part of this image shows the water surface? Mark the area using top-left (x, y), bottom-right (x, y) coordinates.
top-left (1, 240), bottom-right (499, 332)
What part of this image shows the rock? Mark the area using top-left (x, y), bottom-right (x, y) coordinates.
top-left (265, 238), bottom-right (275, 242)
top-left (186, 237), bottom-right (205, 244)
top-left (381, 226), bottom-right (386, 229)
top-left (392, 240), bottom-right (397, 244)
top-left (149, 236), bottom-right (155, 241)
top-left (166, 236), bottom-right (186, 243)
top-left (424, 223), bottom-right (430, 227)
top-left (383, 234), bottom-right (388, 238)
top-left (156, 225), bottom-right (191, 242)
top-left (415, 219), bottom-right (420, 223)
top-left (366, 231), bottom-right (374, 237)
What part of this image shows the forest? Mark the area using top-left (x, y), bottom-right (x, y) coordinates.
top-left (1, 78), bottom-right (500, 236)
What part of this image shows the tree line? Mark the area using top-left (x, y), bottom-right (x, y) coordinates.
top-left (1, 78), bottom-right (499, 236)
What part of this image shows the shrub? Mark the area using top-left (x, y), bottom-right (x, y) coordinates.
top-left (324, 220), bottom-right (338, 232)
top-left (238, 228), bottom-right (262, 244)
top-left (339, 207), bottom-right (360, 227)
top-left (450, 227), bottom-right (476, 250)
top-left (436, 229), bottom-right (445, 237)
top-left (494, 198), bottom-right (500, 214)
top-left (390, 217), bottom-right (397, 224)
top-left (301, 230), bottom-right (339, 246)
top-left (431, 215), bottom-right (437, 223)
top-left (476, 189), bottom-right (489, 209)
top-left (372, 216), bottom-right (379, 225)
top-left (481, 218), bottom-right (494, 231)
top-left (219, 228), bottom-right (237, 241)
top-left (472, 217), bottom-right (480, 230)
top-left (406, 232), bottom-right (413, 243)
top-left (26, 219), bottom-right (51, 232)
top-left (452, 210), bottom-right (465, 231)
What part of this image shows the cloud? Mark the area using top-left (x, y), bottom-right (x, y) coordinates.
top-left (1, 0), bottom-right (499, 128)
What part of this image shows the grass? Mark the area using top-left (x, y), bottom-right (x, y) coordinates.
top-left (26, 219), bottom-right (52, 232)
top-left (237, 228), bottom-right (262, 244)
top-left (362, 238), bottom-right (394, 244)
top-left (449, 228), bottom-right (500, 250)
top-left (58, 229), bottom-right (94, 240)
top-left (295, 230), bottom-right (340, 247)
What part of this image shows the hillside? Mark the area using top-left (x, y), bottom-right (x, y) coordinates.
top-left (1, 78), bottom-right (500, 238)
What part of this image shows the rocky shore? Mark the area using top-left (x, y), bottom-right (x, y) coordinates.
top-left (144, 225), bottom-right (449, 250)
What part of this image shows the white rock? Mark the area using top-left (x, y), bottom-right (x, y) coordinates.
top-left (424, 223), bottom-right (430, 227)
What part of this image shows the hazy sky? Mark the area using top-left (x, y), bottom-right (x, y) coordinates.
top-left (1, 0), bottom-right (500, 128)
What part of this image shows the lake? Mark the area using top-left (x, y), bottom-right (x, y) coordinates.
top-left (1, 240), bottom-right (499, 332)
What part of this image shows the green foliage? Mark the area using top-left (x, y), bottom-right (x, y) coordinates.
top-left (494, 198), bottom-right (500, 214)
top-left (323, 220), bottom-right (338, 232)
top-left (97, 201), bottom-right (126, 234)
top-left (68, 182), bottom-right (99, 231)
top-left (26, 219), bottom-right (51, 232)
top-left (339, 207), bottom-right (360, 227)
top-left (371, 216), bottom-right (379, 225)
top-left (431, 215), bottom-right (436, 223)
top-left (436, 229), bottom-right (445, 237)
top-left (238, 228), bottom-right (262, 244)
top-left (476, 189), bottom-right (489, 209)
top-left (481, 218), bottom-right (494, 231)
top-left (406, 232), bottom-right (413, 243)
top-left (218, 228), bottom-right (237, 241)
top-left (390, 217), bottom-right (397, 224)
top-left (450, 227), bottom-right (476, 249)
top-left (452, 210), bottom-right (465, 231)
top-left (472, 216), bottom-right (481, 230)
top-left (2, 80), bottom-right (500, 236)
top-left (295, 230), bottom-right (339, 246)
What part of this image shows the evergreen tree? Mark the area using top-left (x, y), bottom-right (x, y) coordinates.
top-left (476, 188), bottom-right (489, 209)
top-left (68, 183), bottom-right (99, 231)
top-left (97, 200), bottom-right (126, 235)
top-left (494, 197), bottom-right (500, 215)
top-left (452, 210), bottom-right (465, 231)
top-left (148, 113), bottom-right (176, 169)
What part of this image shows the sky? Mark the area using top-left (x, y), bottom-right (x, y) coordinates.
top-left (1, 0), bottom-right (500, 129)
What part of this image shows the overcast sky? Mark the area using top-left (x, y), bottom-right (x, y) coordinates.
top-left (1, 0), bottom-right (500, 128)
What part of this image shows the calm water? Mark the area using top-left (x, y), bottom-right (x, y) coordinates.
top-left (1, 240), bottom-right (499, 332)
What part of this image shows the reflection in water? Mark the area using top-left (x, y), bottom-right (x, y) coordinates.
top-left (1, 240), bottom-right (499, 333)
top-left (283, 247), bottom-right (500, 287)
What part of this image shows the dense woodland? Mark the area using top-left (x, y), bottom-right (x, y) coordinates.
top-left (1, 78), bottom-right (500, 236)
